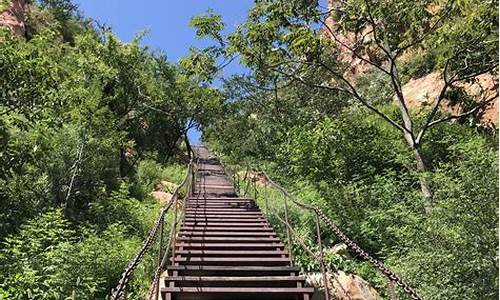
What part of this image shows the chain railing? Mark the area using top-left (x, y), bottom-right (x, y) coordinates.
top-left (220, 160), bottom-right (424, 300)
top-left (110, 157), bottom-right (197, 300)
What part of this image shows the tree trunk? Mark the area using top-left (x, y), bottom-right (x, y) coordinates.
top-left (162, 134), bottom-right (180, 164)
top-left (387, 278), bottom-right (399, 300)
top-left (414, 147), bottom-right (434, 213)
top-left (184, 132), bottom-right (192, 159)
top-left (119, 146), bottom-right (127, 178)
top-left (65, 142), bottom-right (84, 211)
top-left (390, 59), bottom-right (434, 213)
top-left (400, 130), bottom-right (434, 213)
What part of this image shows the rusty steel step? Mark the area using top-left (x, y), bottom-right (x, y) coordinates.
top-left (183, 217), bottom-right (266, 222)
top-left (186, 202), bottom-right (256, 205)
top-left (178, 231), bottom-right (277, 236)
top-left (187, 197), bottom-right (254, 200)
top-left (165, 276), bottom-right (304, 287)
top-left (166, 276), bottom-right (304, 281)
top-left (182, 222), bottom-right (270, 227)
top-left (186, 207), bottom-right (261, 214)
top-left (172, 257), bottom-right (291, 266)
top-left (180, 226), bottom-right (274, 231)
top-left (184, 214), bottom-right (264, 218)
top-left (185, 207), bottom-right (258, 211)
top-left (161, 286), bottom-right (315, 300)
top-left (183, 218), bottom-right (266, 223)
top-left (175, 242), bottom-right (285, 249)
top-left (185, 201), bottom-right (256, 205)
top-left (186, 202), bottom-right (256, 206)
top-left (162, 287), bottom-right (313, 293)
top-left (166, 265), bottom-right (301, 277)
top-left (177, 236), bottom-right (281, 242)
top-left (175, 250), bottom-right (288, 256)
top-left (184, 212), bottom-right (263, 217)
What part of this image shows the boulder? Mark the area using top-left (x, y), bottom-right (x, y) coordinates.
top-left (158, 180), bottom-right (179, 193)
top-left (150, 191), bottom-right (172, 204)
top-left (306, 271), bottom-right (382, 300)
top-left (236, 170), bottom-right (270, 187)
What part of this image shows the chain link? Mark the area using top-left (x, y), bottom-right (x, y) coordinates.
top-left (110, 161), bottom-right (193, 300)
top-left (111, 202), bottom-right (173, 300)
top-left (315, 208), bottom-right (424, 300)
top-left (256, 170), bottom-right (424, 300)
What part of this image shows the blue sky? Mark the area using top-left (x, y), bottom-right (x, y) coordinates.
top-left (74, 0), bottom-right (255, 144)
top-left (74, 1), bottom-right (328, 144)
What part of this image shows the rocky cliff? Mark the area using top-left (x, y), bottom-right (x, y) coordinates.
top-left (400, 72), bottom-right (498, 126)
top-left (323, 0), bottom-right (498, 126)
top-left (0, 0), bottom-right (26, 36)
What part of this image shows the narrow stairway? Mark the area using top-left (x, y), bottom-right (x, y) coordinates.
top-left (161, 145), bottom-right (314, 300)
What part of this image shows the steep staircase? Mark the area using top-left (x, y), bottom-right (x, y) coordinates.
top-left (161, 145), bottom-right (314, 300)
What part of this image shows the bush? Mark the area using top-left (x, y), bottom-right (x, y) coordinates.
top-left (399, 49), bottom-right (437, 83)
top-left (0, 169), bottom-right (53, 238)
top-left (130, 159), bottom-right (187, 199)
top-left (0, 203), bottom-right (160, 299)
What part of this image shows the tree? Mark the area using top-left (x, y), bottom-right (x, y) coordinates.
top-left (195, 0), bottom-right (498, 212)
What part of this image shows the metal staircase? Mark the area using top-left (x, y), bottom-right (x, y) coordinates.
top-left (161, 146), bottom-right (314, 300)
top-left (111, 145), bottom-right (423, 300)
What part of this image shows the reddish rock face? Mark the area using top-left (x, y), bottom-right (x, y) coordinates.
top-left (322, 1), bottom-right (498, 127)
top-left (306, 271), bottom-right (382, 300)
top-left (0, 0), bottom-right (26, 36)
top-left (399, 72), bottom-right (499, 126)
top-left (321, 0), bottom-right (380, 77)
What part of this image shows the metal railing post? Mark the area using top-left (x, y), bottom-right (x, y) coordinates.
top-left (315, 212), bottom-right (330, 300)
top-left (237, 172), bottom-right (240, 195)
top-left (155, 215), bottom-right (164, 300)
top-left (243, 167), bottom-right (250, 196)
top-left (283, 193), bottom-right (294, 262)
top-left (253, 175), bottom-right (257, 201)
top-left (264, 181), bottom-right (269, 215)
top-left (170, 195), bottom-right (179, 267)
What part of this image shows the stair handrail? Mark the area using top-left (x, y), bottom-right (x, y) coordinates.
top-left (110, 157), bottom-right (197, 300)
top-left (256, 170), bottom-right (424, 300)
top-left (226, 161), bottom-right (424, 300)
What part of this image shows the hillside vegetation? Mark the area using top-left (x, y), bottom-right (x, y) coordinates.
top-left (0, 1), bottom-right (221, 299)
top-left (0, 0), bottom-right (498, 299)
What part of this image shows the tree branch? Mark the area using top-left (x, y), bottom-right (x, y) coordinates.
top-left (273, 59), bottom-right (409, 134)
top-left (363, 0), bottom-right (394, 60)
top-left (315, 58), bottom-right (412, 135)
top-left (395, 1), bottom-right (454, 57)
top-left (426, 91), bottom-right (498, 128)
top-left (450, 63), bottom-right (499, 84)
top-left (417, 63), bottom-right (498, 144)
top-left (318, 17), bottom-right (391, 76)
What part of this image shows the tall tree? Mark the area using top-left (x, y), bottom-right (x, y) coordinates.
top-left (193, 0), bottom-right (498, 212)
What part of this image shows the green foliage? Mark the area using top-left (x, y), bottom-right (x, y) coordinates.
top-left (0, 0), bottom-right (218, 298)
top-left (130, 159), bottom-right (186, 200)
top-left (189, 10), bottom-right (225, 43)
top-left (399, 49), bottom-right (438, 83)
top-left (0, 209), bottom-right (144, 299)
top-left (0, 0), bottom-right (8, 12)
top-left (0, 168), bottom-right (52, 238)
top-left (397, 138), bottom-right (499, 299)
